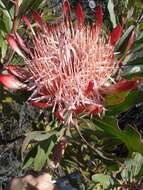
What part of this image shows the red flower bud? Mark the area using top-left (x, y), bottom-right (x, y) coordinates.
top-left (31, 101), bottom-right (49, 108)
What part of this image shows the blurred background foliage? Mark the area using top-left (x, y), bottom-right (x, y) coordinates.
top-left (0, 0), bottom-right (143, 189)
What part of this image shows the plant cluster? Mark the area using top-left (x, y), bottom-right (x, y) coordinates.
top-left (0, 0), bottom-right (143, 189)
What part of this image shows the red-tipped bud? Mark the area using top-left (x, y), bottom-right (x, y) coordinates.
top-left (0, 74), bottom-right (27, 90)
top-left (75, 104), bottom-right (85, 114)
top-left (75, 3), bottom-right (84, 27)
top-left (85, 80), bottom-right (94, 94)
top-left (96, 5), bottom-right (103, 31)
top-left (32, 11), bottom-right (43, 27)
top-left (85, 103), bottom-right (103, 114)
top-left (51, 137), bottom-right (68, 168)
top-left (55, 111), bottom-right (64, 122)
top-left (6, 34), bottom-right (25, 58)
top-left (31, 101), bottom-right (49, 108)
top-left (63, 0), bottom-right (70, 16)
top-left (110, 24), bottom-right (122, 46)
top-left (22, 16), bottom-right (35, 35)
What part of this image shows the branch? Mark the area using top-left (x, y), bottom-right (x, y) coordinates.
top-left (0, 135), bottom-right (24, 145)
top-left (11, 0), bottom-right (20, 33)
top-left (74, 124), bottom-right (113, 161)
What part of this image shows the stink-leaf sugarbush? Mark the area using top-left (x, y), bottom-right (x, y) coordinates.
top-left (0, 0), bottom-right (139, 125)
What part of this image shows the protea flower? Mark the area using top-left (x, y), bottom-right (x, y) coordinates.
top-left (0, 1), bottom-right (139, 124)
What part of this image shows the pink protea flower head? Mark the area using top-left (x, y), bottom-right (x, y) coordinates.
top-left (1, 1), bottom-right (139, 124)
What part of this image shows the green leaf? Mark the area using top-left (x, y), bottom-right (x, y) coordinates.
top-left (120, 152), bottom-right (143, 181)
top-left (23, 157), bottom-right (34, 169)
top-left (0, 0), bottom-right (12, 32)
top-left (115, 25), bottom-right (135, 53)
top-left (131, 37), bottom-right (143, 53)
top-left (92, 174), bottom-right (114, 189)
top-left (107, 0), bottom-right (117, 28)
top-left (43, 14), bottom-right (60, 22)
top-left (22, 131), bottom-right (42, 155)
top-left (23, 145), bottom-right (37, 169)
top-left (122, 65), bottom-right (143, 78)
top-left (0, 36), bottom-right (7, 62)
top-left (93, 116), bottom-right (143, 155)
top-left (39, 136), bottom-right (57, 161)
top-left (22, 130), bottom-right (57, 156)
top-left (34, 145), bottom-right (47, 171)
top-left (125, 48), bottom-right (143, 65)
top-left (46, 139), bottom-right (55, 157)
top-left (107, 90), bottom-right (143, 115)
top-left (105, 92), bottom-right (129, 106)
top-left (33, 131), bottom-right (57, 141)
top-left (19, 0), bottom-right (42, 17)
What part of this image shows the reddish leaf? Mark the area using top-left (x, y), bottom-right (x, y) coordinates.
top-left (6, 65), bottom-right (31, 80)
top-left (15, 33), bottom-right (31, 54)
top-left (31, 101), bottom-right (49, 108)
top-left (15, 33), bottom-right (27, 49)
top-left (102, 79), bottom-right (140, 94)
top-left (110, 24), bottom-right (122, 46)
top-left (6, 34), bottom-right (25, 58)
top-left (75, 3), bottom-right (84, 27)
top-left (0, 74), bottom-right (27, 90)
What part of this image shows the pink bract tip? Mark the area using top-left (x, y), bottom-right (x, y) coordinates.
top-left (0, 74), bottom-right (27, 90)
top-left (6, 34), bottom-right (25, 58)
